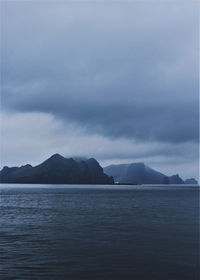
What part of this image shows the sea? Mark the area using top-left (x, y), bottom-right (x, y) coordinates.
top-left (0, 184), bottom-right (199, 280)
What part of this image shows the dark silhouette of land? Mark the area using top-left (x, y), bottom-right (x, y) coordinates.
top-left (104, 163), bottom-right (198, 185)
top-left (0, 154), bottom-right (114, 184)
top-left (0, 154), bottom-right (198, 185)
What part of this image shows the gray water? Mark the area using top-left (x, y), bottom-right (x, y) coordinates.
top-left (0, 184), bottom-right (199, 280)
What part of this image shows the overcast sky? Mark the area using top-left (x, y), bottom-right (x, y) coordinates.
top-left (1, 0), bottom-right (199, 179)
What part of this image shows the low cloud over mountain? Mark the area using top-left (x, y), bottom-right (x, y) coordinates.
top-left (1, 1), bottom-right (198, 179)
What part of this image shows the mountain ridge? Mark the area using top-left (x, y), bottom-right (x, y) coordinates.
top-left (0, 154), bottom-right (114, 185)
top-left (103, 162), bottom-right (198, 185)
top-left (0, 156), bottom-right (198, 185)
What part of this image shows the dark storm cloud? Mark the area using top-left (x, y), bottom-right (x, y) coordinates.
top-left (1, 1), bottom-right (199, 144)
top-left (3, 90), bottom-right (198, 143)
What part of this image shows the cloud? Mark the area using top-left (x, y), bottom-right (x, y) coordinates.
top-left (0, 112), bottom-right (198, 179)
top-left (2, 1), bottom-right (198, 143)
top-left (1, 1), bottom-right (199, 178)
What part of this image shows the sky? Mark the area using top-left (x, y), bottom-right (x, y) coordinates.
top-left (1, 0), bottom-right (199, 180)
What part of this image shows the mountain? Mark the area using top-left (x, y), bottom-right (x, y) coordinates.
top-left (0, 154), bottom-right (114, 184)
top-left (103, 163), bottom-right (185, 184)
top-left (184, 178), bottom-right (198, 184)
top-left (168, 174), bottom-right (184, 184)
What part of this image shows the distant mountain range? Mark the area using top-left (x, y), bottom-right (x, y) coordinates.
top-left (0, 154), bottom-right (114, 184)
top-left (0, 155), bottom-right (198, 185)
top-left (103, 163), bottom-right (198, 185)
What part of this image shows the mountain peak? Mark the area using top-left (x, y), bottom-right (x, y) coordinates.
top-left (130, 162), bottom-right (145, 167)
top-left (87, 158), bottom-right (98, 162)
top-left (41, 153), bottom-right (66, 165)
top-left (49, 153), bottom-right (64, 160)
top-left (0, 155), bottom-right (114, 184)
top-left (86, 158), bottom-right (99, 166)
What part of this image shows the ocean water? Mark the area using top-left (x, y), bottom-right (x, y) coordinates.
top-left (0, 184), bottom-right (199, 280)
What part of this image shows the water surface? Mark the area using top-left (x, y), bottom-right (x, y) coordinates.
top-left (0, 184), bottom-right (199, 280)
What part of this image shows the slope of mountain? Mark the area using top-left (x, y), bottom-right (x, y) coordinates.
top-left (103, 163), bottom-right (186, 184)
top-left (0, 154), bottom-right (114, 184)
